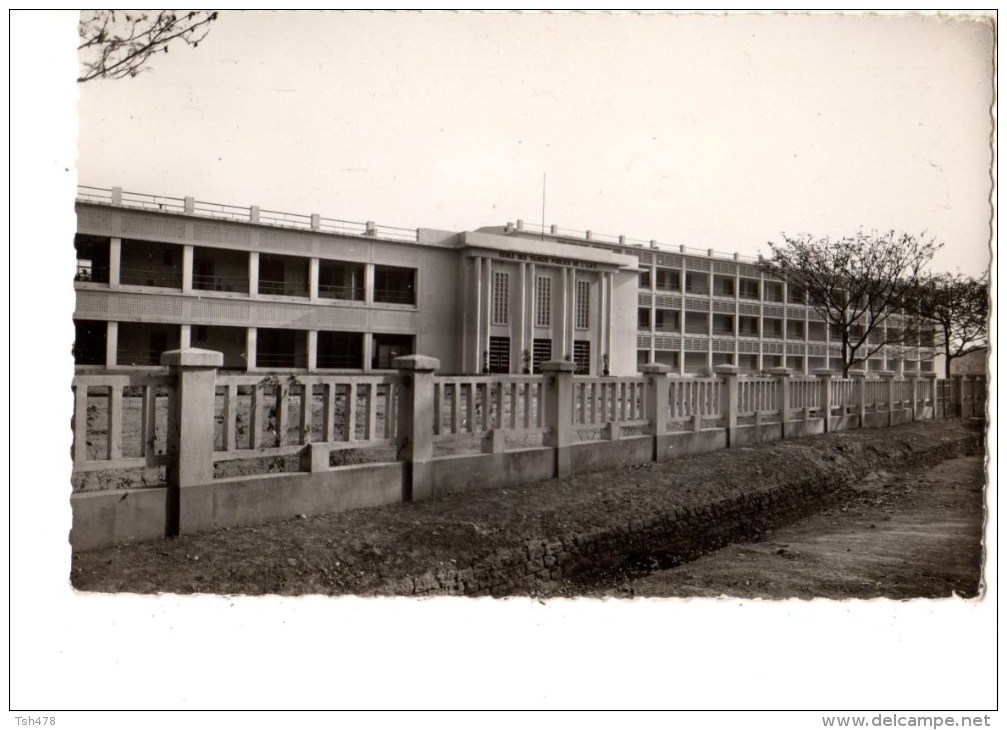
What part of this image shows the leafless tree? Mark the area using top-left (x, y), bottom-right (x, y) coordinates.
top-left (914, 273), bottom-right (989, 379)
top-left (78, 10), bottom-right (219, 83)
top-left (759, 231), bottom-right (940, 377)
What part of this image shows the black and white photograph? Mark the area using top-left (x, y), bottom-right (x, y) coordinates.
top-left (9, 9), bottom-right (997, 719)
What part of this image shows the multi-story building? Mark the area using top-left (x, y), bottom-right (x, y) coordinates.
top-left (72, 186), bottom-right (936, 376)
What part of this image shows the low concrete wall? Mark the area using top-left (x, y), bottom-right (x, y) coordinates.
top-left (206, 462), bottom-right (406, 530)
top-left (570, 436), bottom-right (653, 475)
top-left (666, 429), bottom-right (727, 459)
top-left (891, 409), bottom-right (913, 426)
top-left (828, 414), bottom-right (859, 433)
top-left (784, 418), bottom-right (825, 439)
top-left (429, 448), bottom-right (554, 499)
top-left (71, 487), bottom-right (169, 551)
top-left (734, 422), bottom-right (783, 448)
top-left (863, 412), bottom-right (890, 429)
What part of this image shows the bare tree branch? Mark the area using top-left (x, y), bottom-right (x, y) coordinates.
top-left (758, 231), bottom-right (941, 377)
top-left (912, 273), bottom-right (989, 379)
top-left (78, 10), bottom-right (219, 83)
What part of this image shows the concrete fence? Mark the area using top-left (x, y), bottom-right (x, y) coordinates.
top-left (69, 349), bottom-right (986, 550)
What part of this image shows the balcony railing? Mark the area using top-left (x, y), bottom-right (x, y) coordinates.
top-left (258, 279), bottom-right (309, 298)
top-left (193, 274), bottom-right (250, 294)
top-left (319, 283), bottom-right (365, 301)
top-left (373, 289), bottom-right (416, 305)
top-left (118, 267), bottom-right (182, 288)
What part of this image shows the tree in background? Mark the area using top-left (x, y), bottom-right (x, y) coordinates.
top-left (914, 273), bottom-right (989, 379)
top-left (759, 231), bottom-right (940, 377)
top-left (78, 10), bottom-right (218, 83)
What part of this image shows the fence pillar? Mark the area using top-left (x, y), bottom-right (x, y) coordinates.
top-left (184, 196), bottom-right (195, 214)
top-left (641, 363), bottom-right (671, 461)
top-left (542, 360), bottom-right (576, 477)
top-left (909, 373), bottom-right (921, 421)
top-left (879, 370), bottom-right (896, 427)
top-left (951, 375), bottom-right (963, 418)
top-left (395, 355), bottom-right (440, 502)
top-left (924, 372), bottom-right (938, 420)
top-left (162, 348), bottom-right (223, 537)
top-left (714, 364), bottom-right (740, 447)
top-left (963, 376), bottom-right (976, 419)
top-left (849, 369), bottom-right (867, 429)
top-left (769, 367), bottom-right (791, 439)
top-left (814, 369), bottom-right (833, 433)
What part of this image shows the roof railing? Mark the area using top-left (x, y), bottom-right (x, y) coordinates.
top-left (507, 218), bottom-right (763, 263)
top-left (75, 185), bottom-right (419, 242)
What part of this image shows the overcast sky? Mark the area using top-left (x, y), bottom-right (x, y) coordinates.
top-left (75, 11), bottom-right (995, 276)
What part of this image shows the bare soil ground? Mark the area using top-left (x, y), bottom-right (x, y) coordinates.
top-left (619, 453), bottom-right (986, 599)
top-left (70, 420), bottom-right (985, 598)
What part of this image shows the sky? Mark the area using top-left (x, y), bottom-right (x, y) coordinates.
top-left (75, 11), bottom-right (995, 276)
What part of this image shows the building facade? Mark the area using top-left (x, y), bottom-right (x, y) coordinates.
top-left (73, 186), bottom-right (936, 376)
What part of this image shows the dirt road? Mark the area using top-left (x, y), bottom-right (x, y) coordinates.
top-left (625, 453), bottom-right (986, 599)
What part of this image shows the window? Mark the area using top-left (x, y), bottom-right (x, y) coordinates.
top-left (575, 280), bottom-right (590, 329)
top-left (532, 339), bottom-right (552, 373)
top-left (492, 272), bottom-right (509, 325)
top-left (639, 271), bottom-right (651, 289)
top-left (488, 337), bottom-right (510, 373)
top-left (374, 265), bottom-right (417, 305)
top-left (656, 269), bottom-right (680, 291)
top-left (535, 276), bottom-right (551, 327)
top-left (638, 308), bottom-right (651, 329)
top-left (573, 340), bottom-right (591, 375)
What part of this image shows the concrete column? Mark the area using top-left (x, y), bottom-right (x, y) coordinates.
top-left (605, 272), bottom-right (614, 368)
top-left (815, 368), bottom-right (833, 433)
top-left (364, 263), bottom-right (375, 306)
top-left (183, 196), bottom-right (195, 214)
top-left (650, 260), bottom-right (657, 364)
top-left (250, 205), bottom-right (260, 223)
top-left (560, 268), bottom-right (569, 359)
top-left (308, 258), bottom-right (319, 302)
top-left (769, 367), bottom-right (791, 438)
top-left (161, 348), bottom-right (223, 536)
top-left (880, 370), bottom-right (896, 427)
top-left (518, 262), bottom-right (527, 370)
top-left (105, 321), bottom-right (118, 368)
top-left (248, 252), bottom-right (259, 298)
top-left (363, 333), bottom-right (374, 373)
top-left (111, 186), bottom-right (123, 206)
top-left (395, 354), bottom-right (440, 502)
top-left (528, 263), bottom-right (537, 346)
top-left (849, 369), bottom-right (867, 429)
top-left (714, 364), bottom-right (740, 447)
top-left (641, 363), bottom-right (671, 462)
top-left (182, 244), bottom-right (194, 294)
top-left (245, 327), bottom-right (257, 370)
top-left (179, 324), bottom-right (192, 349)
top-left (307, 330), bottom-right (318, 371)
top-left (108, 237), bottom-right (122, 289)
top-left (541, 360), bottom-right (576, 477)
top-left (474, 257), bottom-right (484, 372)
top-left (568, 269), bottom-right (577, 358)
top-left (484, 257), bottom-right (493, 363)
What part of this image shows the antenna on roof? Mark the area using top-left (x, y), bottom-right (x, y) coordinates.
top-left (541, 172), bottom-right (546, 242)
